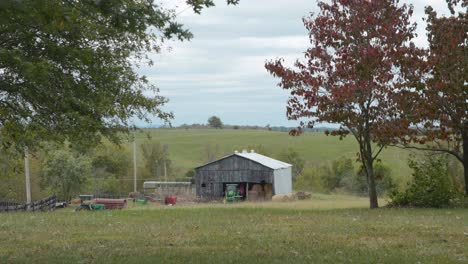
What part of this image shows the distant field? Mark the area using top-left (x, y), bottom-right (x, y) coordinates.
top-left (131, 128), bottom-right (412, 185)
top-left (0, 194), bottom-right (467, 263)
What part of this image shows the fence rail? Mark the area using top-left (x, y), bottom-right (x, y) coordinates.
top-left (0, 195), bottom-right (57, 213)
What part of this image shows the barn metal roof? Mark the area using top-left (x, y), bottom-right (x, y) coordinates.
top-left (234, 152), bottom-right (292, 170)
top-left (195, 151), bottom-right (292, 170)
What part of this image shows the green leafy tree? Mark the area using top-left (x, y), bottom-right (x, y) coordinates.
top-left (91, 144), bottom-right (132, 194)
top-left (0, 0), bottom-right (238, 150)
top-left (41, 149), bottom-right (92, 201)
top-left (208, 116), bottom-right (223, 129)
top-left (294, 165), bottom-right (330, 193)
top-left (343, 162), bottom-right (396, 196)
top-left (101, 176), bottom-right (121, 195)
top-left (321, 157), bottom-right (355, 192)
top-left (140, 141), bottom-right (171, 180)
top-left (0, 147), bottom-right (24, 200)
top-left (278, 148), bottom-right (304, 179)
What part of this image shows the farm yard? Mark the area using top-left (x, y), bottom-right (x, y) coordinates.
top-left (2, 128), bottom-right (421, 203)
top-left (0, 194), bottom-right (467, 264)
top-left (1, 0), bottom-right (467, 263)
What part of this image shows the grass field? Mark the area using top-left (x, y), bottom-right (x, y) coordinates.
top-left (132, 129), bottom-right (413, 185)
top-left (0, 194), bottom-right (467, 263)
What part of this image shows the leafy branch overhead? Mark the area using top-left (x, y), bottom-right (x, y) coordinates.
top-left (187, 0), bottom-right (240, 14)
top-left (0, 0), bottom-right (238, 151)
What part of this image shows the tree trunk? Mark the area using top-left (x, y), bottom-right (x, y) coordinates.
top-left (463, 131), bottom-right (468, 195)
top-left (365, 157), bottom-right (379, 208)
top-left (364, 136), bottom-right (379, 209)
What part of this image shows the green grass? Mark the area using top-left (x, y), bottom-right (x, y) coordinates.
top-left (1, 195), bottom-right (467, 263)
top-left (131, 128), bottom-right (412, 184)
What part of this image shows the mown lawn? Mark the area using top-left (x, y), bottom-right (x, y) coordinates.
top-left (0, 195), bottom-right (467, 263)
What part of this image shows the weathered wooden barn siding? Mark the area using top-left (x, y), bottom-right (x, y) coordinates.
top-left (195, 155), bottom-right (274, 198)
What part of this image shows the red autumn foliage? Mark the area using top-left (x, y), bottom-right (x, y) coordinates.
top-left (265, 0), bottom-right (419, 208)
top-left (393, 0), bottom-right (467, 194)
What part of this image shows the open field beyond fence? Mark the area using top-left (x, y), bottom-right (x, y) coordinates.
top-left (0, 194), bottom-right (466, 264)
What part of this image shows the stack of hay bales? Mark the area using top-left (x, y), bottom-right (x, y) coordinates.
top-left (248, 184), bottom-right (265, 201)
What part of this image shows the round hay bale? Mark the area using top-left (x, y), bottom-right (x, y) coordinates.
top-left (251, 184), bottom-right (263, 192)
top-left (264, 184), bottom-right (273, 200)
top-left (272, 193), bottom-right (297, 202)
top-left (272, 194), bottom-right (288, 202)
top-left (287, 193), bottom-right (298, 201)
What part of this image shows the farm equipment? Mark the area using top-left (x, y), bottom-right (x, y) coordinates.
top-left (164, 195), bottom-right (177, 205)
top-left (93, 198), bottom-right (127, 209)
top-left (224, 184), bottom-right (242, 203)
top-left (75, 195), bottom-right (105, 211)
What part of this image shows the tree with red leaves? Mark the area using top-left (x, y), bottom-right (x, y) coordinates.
top-left (265, 0), bottom-right (419, 208)
top-left (393, 0), bottom-right (467, 194)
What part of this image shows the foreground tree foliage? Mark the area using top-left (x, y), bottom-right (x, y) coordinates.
top-left (393, 0), bottom-right (468, 194)
top-left (0, 0), bottom-right (238, 151)
top-left (266, 0), bottom-right (419, 208)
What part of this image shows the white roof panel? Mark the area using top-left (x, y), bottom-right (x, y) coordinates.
top-left (235, 152), bottom-right (292, 170)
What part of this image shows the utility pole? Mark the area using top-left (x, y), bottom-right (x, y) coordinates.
top-left (163, 144), bottom-right (168, 182)
top-left (133, 133), bottom-right (137, 193)
top-left (24, 147), bottom-right (31, 206)
top-left (164, 161), bottom-right (167, 182)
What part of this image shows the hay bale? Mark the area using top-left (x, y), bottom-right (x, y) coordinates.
top-left (272, 193), bottom-right (297, 202)
top-left (287, 193), bottom-right (298, 201)
top-left (248, 190), bottom-right (265, 201)
top-left (272, 194), bottom-right (288, 202)
top-left (296, 192), bottom-right (311, 200)
top-left (251, 184), bottom-right (263, 192)
top-left (264, 184), bottom-right (273, 200)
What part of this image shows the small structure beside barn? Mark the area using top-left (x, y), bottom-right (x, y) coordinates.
top-left (195, 150), bottom-right (292, 200)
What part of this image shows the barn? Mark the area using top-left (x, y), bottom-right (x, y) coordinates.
top-left (195, 150), bottom-right (292, 200)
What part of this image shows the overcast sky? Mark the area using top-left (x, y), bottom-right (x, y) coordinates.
top-left (135, 0), bottom-right (453, 127)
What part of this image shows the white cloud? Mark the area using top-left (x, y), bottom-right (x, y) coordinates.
top-left (137, 0), bottom-right (457, 127)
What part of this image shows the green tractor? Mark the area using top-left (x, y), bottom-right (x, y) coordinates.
top-left (225, 184), bottom-right (242, 203)
top-left (75, 195), bottom-right (105, 211)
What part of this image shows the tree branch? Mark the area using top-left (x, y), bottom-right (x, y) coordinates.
top-left (391, 144), bottom-right (463, 163)
top-left (372, 145), bottom-right (385, 162)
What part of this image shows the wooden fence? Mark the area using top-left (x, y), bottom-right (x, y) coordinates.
top-left (0, 195), bottom-right (57, 213)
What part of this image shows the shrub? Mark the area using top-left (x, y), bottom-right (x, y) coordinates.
top-left (389, 155), bottom-right (458, 208)
top-left (293, 167), bottom-right (326, 193)
top-left (278, 148), bottom-right (305, 180)
top-left (294, 157), bottom-right (397, 196)
top-left (101, 176), bottom-right (120, 195)
top-left (342, 163), bottom-right (396, 196)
